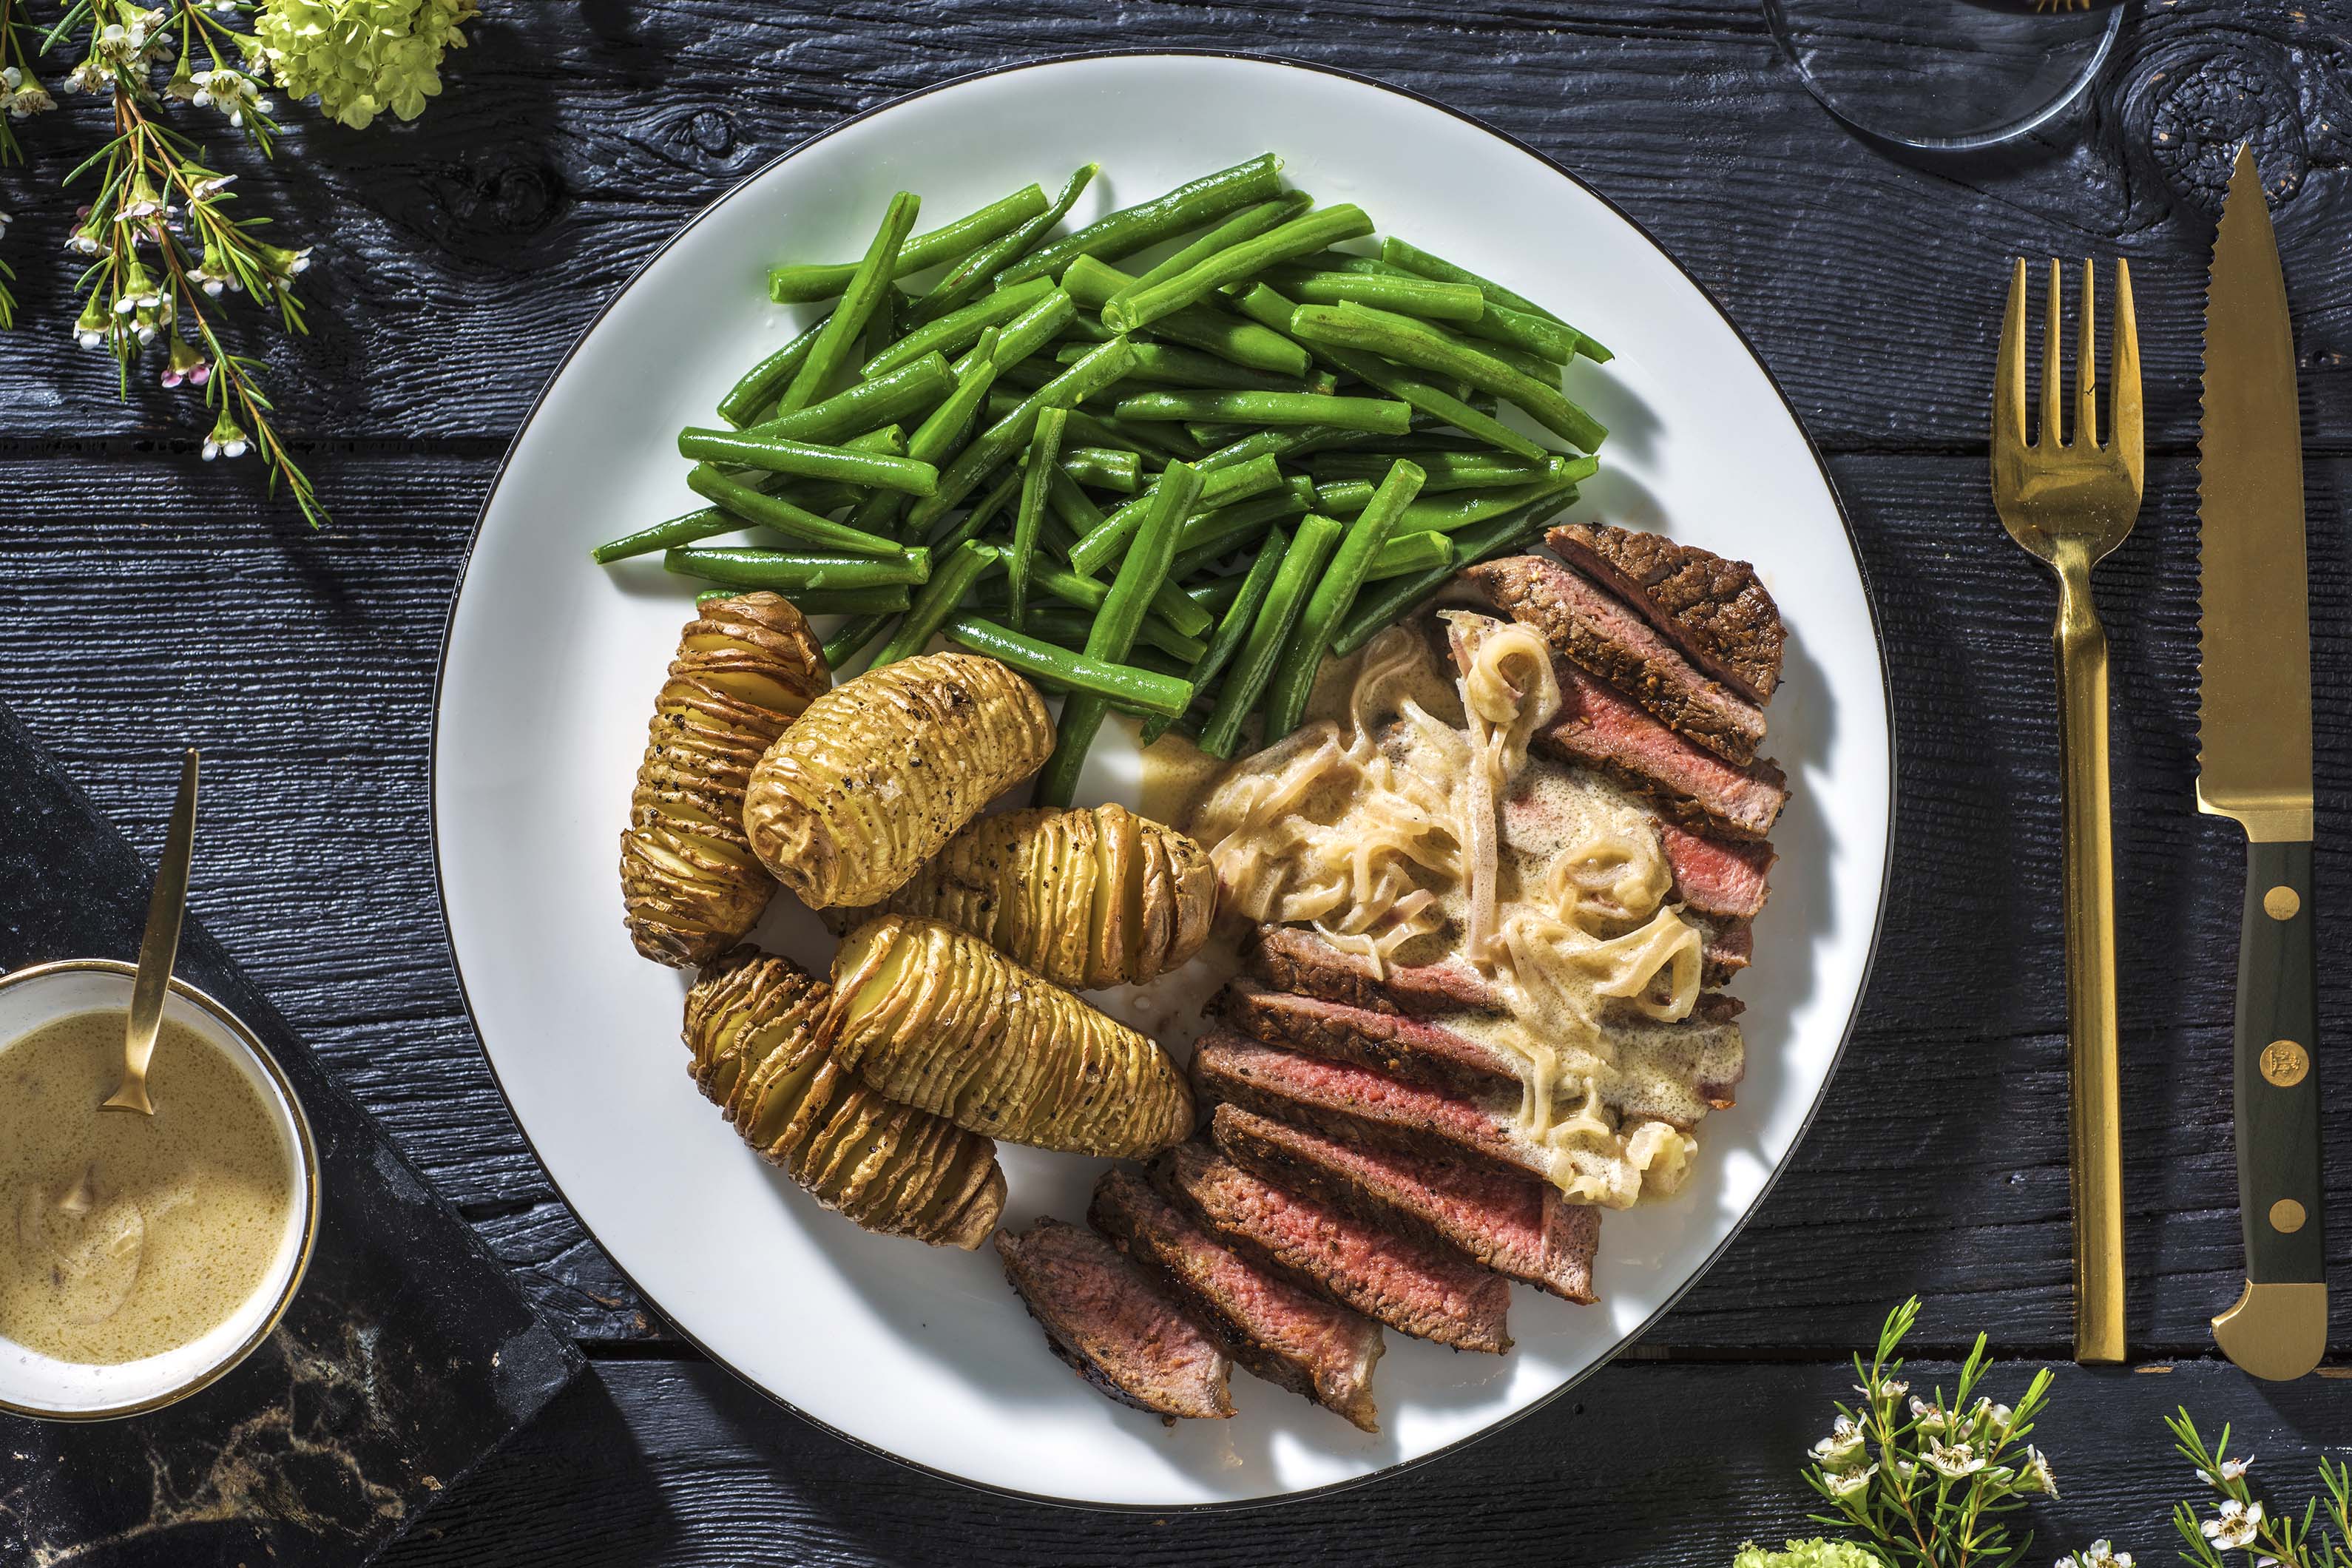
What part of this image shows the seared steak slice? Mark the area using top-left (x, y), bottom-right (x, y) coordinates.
top-left (1217, 984), bottom-right (1744, 1128)
top-left (995, 1219), bottom-right (1233, 1420)
top-left (1090, 1168), bottom-right (1384, 1431)
top-left (1467, 554), bottom-right (1766, 763)
top-left (1193, 1030), bottom-right (1553, 1182)
top-left (1537, 654), bottom-right (1787, 840)
top-left (1700, 919), bottom-right (1752, 984)
top-left (1546, 521), bottom-right (1784, 703)
top-left (1660, 822), bottom-right (1774, 922)
top-left (1156, 1142), bottom-right (1512, 1354)
top-left (1248, 925), bottom-right (1498, 1017)
top-left (1212, 1104), bottom-right (1599, 1305)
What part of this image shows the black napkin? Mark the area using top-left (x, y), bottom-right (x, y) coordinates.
top-left (0, 701), bottom-right (579, 1566)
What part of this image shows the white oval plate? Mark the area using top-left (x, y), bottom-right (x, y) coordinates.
top-left (434, 53), bottom-right (1893, 1508)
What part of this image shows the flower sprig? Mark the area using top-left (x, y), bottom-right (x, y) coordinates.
top-left (1800, 1298), bottom-right (2058, 1568)
top-left (0, 0), bottom-right (61, 325)
top-left (2166, 1409), bottom-right (2352, 1568)
top-left (57, 0), bottom-right (323, 522)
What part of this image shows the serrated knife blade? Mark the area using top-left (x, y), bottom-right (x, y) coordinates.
top-left (2200, 143), bottom-right (2328, 1382)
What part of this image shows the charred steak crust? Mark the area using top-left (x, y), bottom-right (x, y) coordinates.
top-left (1090, 1167), bottom-right (1385, 1432)
top-left (1535, 653), bottom-right (1788, 840)
top-left (1467, 554), bottom-right (1766, 764)
top-left (1212, 1104), bottom-right (1600, 1305)
top-left (1217, 979), bottom-right (1520, 1099)
top-left (1154, 1142), bottom-right (1513, 1354)
top-left (1546, 521), bottom-right (1784, 703)
top-left (994, 1219), bottom-right (1234, 1420)
top-left (1247, 925), bottom-right (1495, 1017)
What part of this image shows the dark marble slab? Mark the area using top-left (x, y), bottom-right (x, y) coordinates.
top-left (0, 701), bottom-right (580, 1567)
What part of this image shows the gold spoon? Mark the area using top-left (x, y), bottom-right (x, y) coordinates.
top-left (101, 749), bottom-right (200, 1116)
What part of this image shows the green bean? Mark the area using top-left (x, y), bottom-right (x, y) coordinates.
top-left (1312, 479), bottom-right (1374, 516)
top-left (1036, 461), bottom-right (1205, 805)
top-left (1314, 450), bottom-right (1555, 491)
top-left (848, 329), bottom-right (1008, 541)
top-left (1054, 409), bottom-right (1172, 466)
top-left (1397, 460), bottom-right (1593, 533)
top-left (1363, 529), bottom-right (1454, 580)
top-left (675, 429), bottom-right (940, 496)
top-left (1197, 516), bottom-right (1343, 760)
top-left (663, 546), bottom-right (931, 592)
top-left (871, 540), bottom-right (999, 667)
top-left (1061, 255), bottom-right (1309, 377)
top-left (944, 617), bottom-right (1194, 719)
top-left (1169, 479), bottom-right (1316, 578)
top-left (926, 466), bottom-right (1022, 556)
top-left (1122, 192), bottom-right (1314, 297)
top-left (1331, 496), bottom-right (1569, 658)
top-left (856, 288), bottom-right (907, 390)
top-left (717, 311), bottom-right (829, 427)
top-left (1103, 204), bottom-right (1373, 332)
top-left (987, 288), bottom-right (1081, 370)
top-left (1224, 283), bottom-right (1550, 460)
top-left (1290, 303), bottom-right (1607, 451)
top-left (1197, 424), bottom-right (1382, 472)
top-left (1186, 574), bottom-right (1247, 616)
top-left (1427, 321), bottom-right (1559, 383)
top-left (1378, 236), bottom-right (1608, 361)
top-left (1060, 445), bottom-right (1140, 493)
top-left (910, 163), bottom-right (1097, 325)
top-left (739, 352), bottom-right (955, 445)
top-left (1112, 390), bottom-right (1411, 434)
top-left (990, 600), bottom-right (1209, 666)
top-left (908, 336), bottom-right (1137, 531)
top-left (857, 276), bottom-right (1057, 378)
top-left (780, 584), bottom-right (915, 618)
top-left (1469, 297), bottom-right (1589, 365)
top-left (697, 588), bottom-right (743, 608)
top-left (777, 192), bottom-right (922, 413)
top-left (1260, 266), bottom-right (1486, 322)
top-left (821, 612), bottom-right (895, 672)
top-left (1056, 338), bottom-right (1325, 396)
top-left (1140, 527), bottom-right (1288, 744)
top-left (1261, 462), bottom-right (1424, 739)
top-left (996, 154), bottom-right (1285, 287)
top-left (767, 183), bottom-right (1047, 303)
top-left (684, 467), bottom-right (911, 560)
top-left (1008, 406), bottom-right (1068, 632)
top-left (592, 506), bottom-right (737, 564)
top-left (1065, 452), bottom-right (1282, 578)
top-left (1045, 467), bottom-right (1109, 536)
top-left (1010, 559), bottom-right (1200, 651)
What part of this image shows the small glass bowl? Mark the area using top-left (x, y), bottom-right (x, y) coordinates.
top-left (0, 959), bottom-right (321, 1421)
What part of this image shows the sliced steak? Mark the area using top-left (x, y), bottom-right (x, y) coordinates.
top-left (1155, 1142), bottom-right (1513, 1354)
top-left (1090, 1167), bottom-right (1384, 1431)
top-left (1212, 1104), bottom-right (1599, 1304)
top-left (1700, 919), bottom-right (1752, 984)
top-left (1193, 1030), bottom-right (1552, 1183)
top-left (1217, 984), bottom-right (1745, 1128)
top-left (1466, 554), bottom-right (1766, 763)
top-left (1546, 521), bottom-right (1784, 702)
top-left (995, 1219), bottom-right (1233, 1420)
top-left (1660, 822), bottom-right (1774, 922)
top-left (1248, 925), bottom-right (1498, 1017)
top-left (1537, 654), bottom-right (1787, 840)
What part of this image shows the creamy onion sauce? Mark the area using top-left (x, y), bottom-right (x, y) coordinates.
top-left (0, 1012), bottom-right (293, 1365)
top-left (1183, 618), bottom-right (1709, 1209)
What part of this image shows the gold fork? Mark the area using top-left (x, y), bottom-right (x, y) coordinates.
top-left (1993, 257), bottom-right (2143, 1364)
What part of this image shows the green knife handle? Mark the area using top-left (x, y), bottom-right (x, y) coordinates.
top-left (2235, 839), bottom-right (2327, 1283)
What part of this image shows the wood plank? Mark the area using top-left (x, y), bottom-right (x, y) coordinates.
top-left (0, 1), bottom-right (2344, 449)
top-left (0, 450), bottom-right (2342, 1352)
top-left (378, 1355), bottom-right (2352, 1567)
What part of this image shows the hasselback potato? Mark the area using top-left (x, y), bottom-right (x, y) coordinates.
top-left (621, 592), bottom-right (829, 967)
top-left (824, 914), bottom-right (1194, 1158)
top-left (846, 805), bottom-right (1216, 989)
top-left (684, 946), bottom-right (1005, 1250)
top-left (742, 651), bottom-right (1053, 910)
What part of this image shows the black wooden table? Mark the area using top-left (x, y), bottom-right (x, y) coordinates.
top-left (4, 4), bottom-right (2347, 1563)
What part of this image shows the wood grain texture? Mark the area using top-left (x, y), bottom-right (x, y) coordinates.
top-left (379, 1356), bottom-right (2352, 1567)
top-left (0, 1), bottom-right (2346, 450)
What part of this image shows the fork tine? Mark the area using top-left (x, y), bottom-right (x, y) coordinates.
top-left (2075, 257), bottom-right (2098, 450)
top-left (2042, 257), bottom-right (2064, 447)
top-left (1995, 257), bottom-right (2028, 454)
top-left (2111, 257), bottom-right (2143, 483)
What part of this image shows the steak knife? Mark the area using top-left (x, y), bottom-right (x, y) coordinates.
top-left (2200, 144), bottom-right (2330, 1382)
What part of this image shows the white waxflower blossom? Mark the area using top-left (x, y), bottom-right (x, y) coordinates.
top-left (2017, 1445), bottom-right (2058, 1498)
top-left (1967, 1398), bottom-right (2013, 1436)
top-left (2203, 1499), bottom-right (2265, 1552)
top-left (1823, 1462), bottom-right (1877, 1499)
top-left (1908, 1396), bottom-right (1950, 1433)
top-left (1924, 1439), bottom-right (1987, 1479)
top-left (2209, 1454), bottom-right (2254, 1486)
top-left (202, 412), bottom-right (250, 461)
top-left (1808, 1414), bottom-right (1867, 1470)
top-left (2055, 1542), bottom-right (2134, 1568)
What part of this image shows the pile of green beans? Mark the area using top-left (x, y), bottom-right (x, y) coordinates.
top-left (596, 158), bottom-right (1615, 782)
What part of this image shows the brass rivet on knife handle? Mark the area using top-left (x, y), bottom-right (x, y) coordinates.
top-left (2260, 1040), bottom-right (2308, 1088)
top-left (2270, 1200), bottom-right (2307, 1234)
top-left (2264, 885), bottom-right (2300, 921)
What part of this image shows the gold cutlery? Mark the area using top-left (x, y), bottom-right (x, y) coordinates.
top-left (101, 748), bottom-right (200, 1116)
top-left (1992, 254), bottom-right (2143, 1364)
top-left (2199, 145), bottom-right (2329, 1382)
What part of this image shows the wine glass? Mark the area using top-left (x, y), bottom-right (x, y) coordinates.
top-left (1763, 0), bottom-right (2126, 152)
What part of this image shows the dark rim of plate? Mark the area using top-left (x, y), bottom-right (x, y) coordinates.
top-left (426, 47), bottom-right (1900, 1517)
